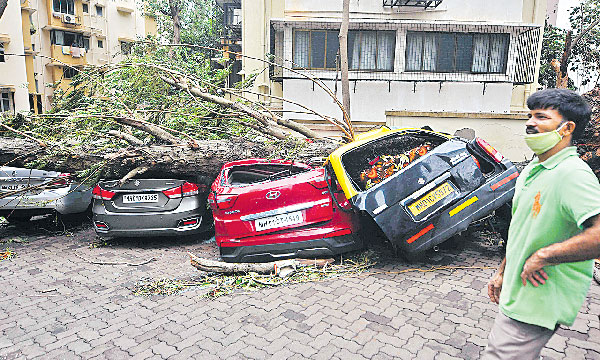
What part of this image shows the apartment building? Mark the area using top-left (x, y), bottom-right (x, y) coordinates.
top-left (235, 0), bottom-right (547, 159)
top-left (0, 0), bottom-right (156, 114)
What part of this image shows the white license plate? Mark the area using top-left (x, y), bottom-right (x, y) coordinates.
top-left (122, 193), bottom-right (159, 203)
top-left (255, 211), bottom-right (303, 232)
top-left (0, 184), bottom-right (29, 192)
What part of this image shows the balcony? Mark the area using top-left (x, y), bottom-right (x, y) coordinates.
top-left (49, 44), bottom-right (87, 66)
top-left (383, 0), bottom-right (443, 9)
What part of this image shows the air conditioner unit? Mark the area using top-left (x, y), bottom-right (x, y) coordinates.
top-left (62, 14), bottom-right (76, 24)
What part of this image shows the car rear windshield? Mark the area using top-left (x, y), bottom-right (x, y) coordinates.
top-left (226, 164), bottom-right (309, 185)
top-left (341, 131), bottom-right (448, 191)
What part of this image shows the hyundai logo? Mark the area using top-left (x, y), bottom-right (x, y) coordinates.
top-left (265, 191), bottom-right (281, 200)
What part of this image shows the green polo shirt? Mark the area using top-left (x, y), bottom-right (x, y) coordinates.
top-left (499, 146), bottom-right (600, 330)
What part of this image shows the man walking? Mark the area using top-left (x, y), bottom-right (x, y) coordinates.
top-left (483, 89), bottom-right (600, 360)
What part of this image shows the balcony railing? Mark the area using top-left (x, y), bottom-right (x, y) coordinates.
top-left (383, 0), bottom-right (443, 9)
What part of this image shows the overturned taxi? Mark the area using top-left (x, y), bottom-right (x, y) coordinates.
top-left (327, 127), bottom-right (517, 255)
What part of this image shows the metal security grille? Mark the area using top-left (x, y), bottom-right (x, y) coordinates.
top-left (383, 0), bottom-right (443, 9)
top-left (270, 20), bottom-right (542, 85)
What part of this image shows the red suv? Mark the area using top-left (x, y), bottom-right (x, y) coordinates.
top-left (209, 159), bottom-right (362, 262)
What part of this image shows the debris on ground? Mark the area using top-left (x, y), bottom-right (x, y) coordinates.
top-left (133, 250), bottom-right (378, 298)
top-left (0, 248), bottom-right (16, 261)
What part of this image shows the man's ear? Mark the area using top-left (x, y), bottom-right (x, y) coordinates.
top-left (561, 121), bottom-right (576, 137)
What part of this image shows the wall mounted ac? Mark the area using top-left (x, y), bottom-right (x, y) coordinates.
top-left (62, 14), bottom-right (77, 24)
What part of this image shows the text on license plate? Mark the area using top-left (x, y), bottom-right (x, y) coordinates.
top-left (0, 184), bottom-right (29, 192)
top-left (122, 194), bottom-right (159, 203)
top-left (408, 182), bottom-right (455, 216)
top-left (255, 211), bottom-right (303, 232)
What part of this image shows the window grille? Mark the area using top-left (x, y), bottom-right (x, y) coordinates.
top-left (0, 92), bottom-right (12, 113)
top-left (63, 67), bottom-right (78, 79)
top-left (53, 0), bottom-right (74, 14)
top-left (50, 30), bottom-right (85, 47)
top-left (0, 43), bottom-right (4, 63)
top-left (272, 20), bottom-right (541, 85)
top-left (383, 0), bottom-right (443, 9)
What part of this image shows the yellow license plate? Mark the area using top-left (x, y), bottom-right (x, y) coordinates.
top-left (408, 182), bottom-right (455, 216)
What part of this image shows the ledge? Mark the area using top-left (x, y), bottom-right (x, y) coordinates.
top-left (0, 33), bottom-right (10, 44)
top-left (385, 110), bottom-right (528, 120)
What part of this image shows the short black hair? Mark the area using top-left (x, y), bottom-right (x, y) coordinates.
top-left (527, 88), bottom-right (592, 141)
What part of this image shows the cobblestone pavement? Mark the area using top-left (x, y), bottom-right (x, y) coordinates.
top-left (1, 217), bottom-right (599, 360)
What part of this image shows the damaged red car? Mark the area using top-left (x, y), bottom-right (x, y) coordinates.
top-left (209, 159), bottom-right (362, 263)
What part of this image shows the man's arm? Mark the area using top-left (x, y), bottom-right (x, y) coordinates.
top-left (488, 257), bottom-right (506, 304)
top-left (521, 214), bottom-right (600, 287)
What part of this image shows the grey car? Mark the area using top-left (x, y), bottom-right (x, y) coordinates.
top-left (0, 167), bottom-right (92, 222)
top-left (92, 178), bottom-right (212, 238)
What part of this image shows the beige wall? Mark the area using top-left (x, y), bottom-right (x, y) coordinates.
top-left (241, 0), bottom-right (284, 102)
top-left (386, 111), bottom-right (533, 161)
top-left (0, 0), bottom-right (155, 114)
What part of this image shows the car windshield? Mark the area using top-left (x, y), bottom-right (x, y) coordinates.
top-left (226, 164), bottom-right (309, 185)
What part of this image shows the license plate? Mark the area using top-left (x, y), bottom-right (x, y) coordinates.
top-left (122, 193), bottom-right (159, 203)
top-left (255, 211), bottom-right (303, 232)
top-left (0, 184), bottom-right (29, 192)
top-left (408, 182), bottom-right (455, 216)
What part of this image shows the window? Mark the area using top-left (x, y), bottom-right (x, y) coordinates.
top-left (95, 5), bottom-right (103, 16)
top-left (405, 32), bottom-right (509, 74)
top-left (120, 41), bottom-right (132, 55)
top-left (293, 30), bottom-right (395, 71)
top-left (0, 43), bottom-right (4, 63)
top-left (348, 31), bottom-right (395, 71)
top-left (1, 92), bottom-right (12, 113)
top-left (83, 36), bottom-right (90, 50)
top-left (293, 30), bottom-right (340, 69)
top-left (50, 30), bottom-right (85, 47)
top-left (97, 39), bottom-right (103, 48)
top-left (63, 66), bottom-right (78, 79)
top-left (82, 3), bottom-right (88, 13)
top-left (52, 0), bottom-right (74, 15)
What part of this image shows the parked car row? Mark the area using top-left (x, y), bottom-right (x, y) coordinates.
top-left (1, 127), bottom-right (518, 263)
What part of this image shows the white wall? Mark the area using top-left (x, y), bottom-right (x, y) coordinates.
top-left (283, 80), bottom-right (513, 124)
top-left (284, 0), bottom-right (525, 23)
top-left (0, 0), bottom-right (29, 112)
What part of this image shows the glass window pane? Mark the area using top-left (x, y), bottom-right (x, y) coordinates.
top-left (422, 33), bottom-right (437, 71)
top-left (348, 31), bottom-right (359, 70)
top-left (293, 31), bottom-right (310, 68)
top-left (310, 31), bottom-right (326, 69)
top-left (64, 32), bottom-right (75, 46)
top-left (53, 0), bottom-right (60, 12)
top-left (67, 0), bottom-right (74, 14)
top-left (377, 31), bottom-right (395, 71)
top-left (405, 32), bottom-right (423, 71)
top-left (436, 33), bottom-right (455, 72)
top-left (489, 34), bottom-right (509, 73)
top-left (359, 31), bottom-right (377, 70)
top-left (55, 30), bottom-right (64, 46)
top-left (455, 34), bottom-right (473, 72)
top-left (326, 30), bottom-right (340, 69)
top-left (472, 34), bottom-right (490, 73)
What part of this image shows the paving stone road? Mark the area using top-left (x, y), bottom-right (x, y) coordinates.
top-left (1, 217), bottom-right (599, 359)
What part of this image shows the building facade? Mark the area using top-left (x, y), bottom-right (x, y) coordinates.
top-left (0, 0), bottom-right (156, 114)
top-left (240, 0), bottom-right (547, 159)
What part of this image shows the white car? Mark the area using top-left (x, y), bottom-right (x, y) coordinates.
top-left (0, 167), bottom-right (92, 222)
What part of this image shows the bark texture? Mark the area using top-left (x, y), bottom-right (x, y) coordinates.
top-left (0, 137), bottom-right (339, 182)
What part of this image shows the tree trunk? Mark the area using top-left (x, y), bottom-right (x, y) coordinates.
top-left (168, 0), bottom-right (182, 58)
top-left (339, 0), bottom-right (352, 138)
top-left (0, 138), bottom-right (339, 182)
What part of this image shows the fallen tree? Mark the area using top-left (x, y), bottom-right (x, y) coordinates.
top-left (580, 86), bottom-right (600, 180)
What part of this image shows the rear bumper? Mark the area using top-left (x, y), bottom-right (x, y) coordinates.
top-left (219, 233), bottom-right (363, 263)
top-left (93, 206), bottom-right (210, 238)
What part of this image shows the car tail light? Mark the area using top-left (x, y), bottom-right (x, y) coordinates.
top-left (92, 185), bottom-right (116, 200)
top-left (163, 182), bottom-right (199, 199)
top-left (471, 155), bottom-right (481, 169)
top-left (476, 138), bottom-right (504, 163)
top-left (94, 221), bottom-right (109, 230)
top-left (178, 218), bottom-right (199, 227)
top-left (216, 194), bottom-right (237, 209)
top-left (45, 173), bottom-right (73, 189)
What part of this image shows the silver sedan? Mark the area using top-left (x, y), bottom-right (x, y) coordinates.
top-left (92, 178), bottom-right (212, 238)
top-left (0, 167), bottom-right (92, 222)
